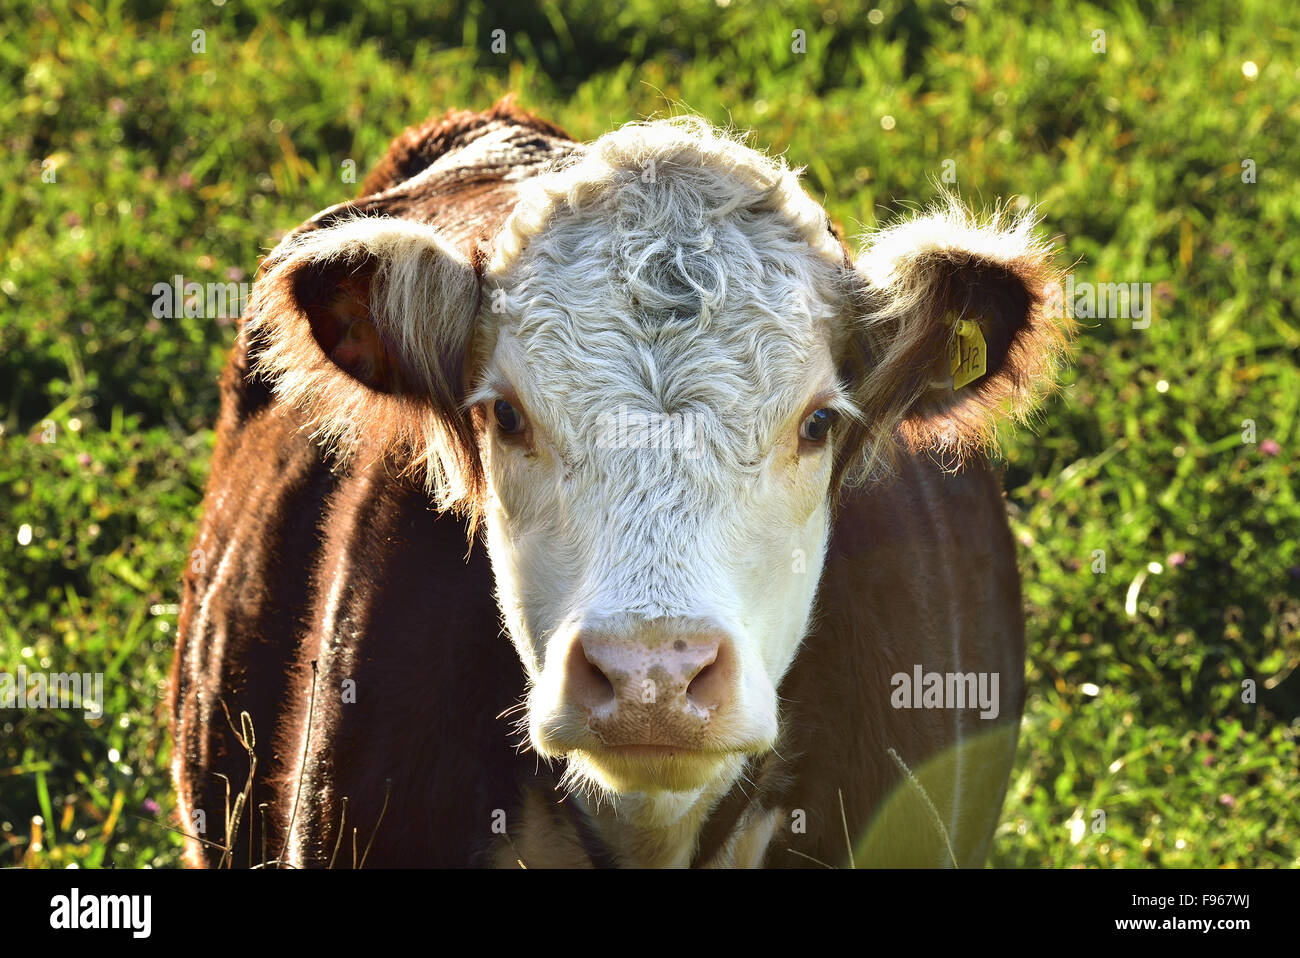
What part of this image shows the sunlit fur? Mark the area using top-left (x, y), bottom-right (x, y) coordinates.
top-left (245, 218), bottom-right (482, 511)
top-left (848, 196), bottom-right (1072, 473)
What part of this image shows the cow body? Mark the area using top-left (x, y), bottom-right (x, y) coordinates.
top-left (171, 101), bottom-right (1061, 868)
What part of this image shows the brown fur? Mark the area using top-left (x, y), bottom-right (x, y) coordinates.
top-left (170, 100), bottom-right (575, 867)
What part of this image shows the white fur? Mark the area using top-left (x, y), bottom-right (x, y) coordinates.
top-left (475, 121), bottom-right (859, 780)
top-left (855, 196), bottom-right (1049, 292)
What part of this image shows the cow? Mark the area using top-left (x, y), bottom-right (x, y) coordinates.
top-left (169, 98), bottom-right (1069, 869)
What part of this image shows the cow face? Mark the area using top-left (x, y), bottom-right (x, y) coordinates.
top-left (471, 124), bottom-right (856, 795)
top-left (247, 117), bottom-right (1065, 803)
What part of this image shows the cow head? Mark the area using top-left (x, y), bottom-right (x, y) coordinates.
top-left (247, 116), bottom-right (1066, 803)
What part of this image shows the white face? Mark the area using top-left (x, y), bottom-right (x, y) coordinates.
top-left (469, 131), bottom-right (857, 799)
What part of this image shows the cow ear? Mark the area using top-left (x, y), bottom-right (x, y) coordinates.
top-left (244, 217), bottom-right (483, 511)
top-left (844, 199), bottom-right (1070, 471)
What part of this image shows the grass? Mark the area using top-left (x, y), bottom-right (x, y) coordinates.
top-left (1, 0), bottom-right (1297, 868)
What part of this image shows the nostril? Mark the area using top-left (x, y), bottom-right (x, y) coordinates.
top-left (584, 651), bottom-right (616, 699)
top-left (566, 640), bottom-right (616, 710)
top-left (685, 639), bottom-right (732, 711)
top-left (685, 660), bottom-right (720, 706)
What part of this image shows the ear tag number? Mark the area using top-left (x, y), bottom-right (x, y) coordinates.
top-left (950, 318), bottom-right (987, 389)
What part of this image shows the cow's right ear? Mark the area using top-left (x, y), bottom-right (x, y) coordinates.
top-left (244, 217), bottom-right (483, 511)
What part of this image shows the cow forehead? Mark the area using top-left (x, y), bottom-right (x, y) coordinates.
top-left (478, 118), bottom-right (852, 463)
top-left (483, 235), bottom-right (843, 469)
top-left (491, 115), bottom-right (848, 273)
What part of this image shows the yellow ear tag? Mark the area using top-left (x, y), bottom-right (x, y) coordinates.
top-left (950, 318), bottom-right (987, 389)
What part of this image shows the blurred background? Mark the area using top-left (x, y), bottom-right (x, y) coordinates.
top-left (1, 0), bottom-right (1296, 867)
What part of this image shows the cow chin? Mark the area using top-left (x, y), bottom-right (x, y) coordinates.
top-left (531, 696), bottom-right (778, 796)
top-left (564, 747), bottom-right (747, 795)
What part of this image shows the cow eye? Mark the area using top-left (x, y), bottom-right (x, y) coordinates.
top-left (799, 408), bottom-right (836, 443)
top-left (493, 399), bottom-right (526, 435)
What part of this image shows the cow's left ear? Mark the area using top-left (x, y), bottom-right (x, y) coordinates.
top-left (845, 199), bottom-right (1071, 469)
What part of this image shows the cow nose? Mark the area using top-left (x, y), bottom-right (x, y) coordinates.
top-left (563, 627), bottom-right (736, 744)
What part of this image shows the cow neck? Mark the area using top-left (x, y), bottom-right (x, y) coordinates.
top-left (566, 759), bottom-right (750, 869)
